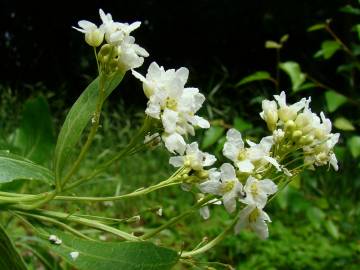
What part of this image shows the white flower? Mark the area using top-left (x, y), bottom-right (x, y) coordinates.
top-left (260, 100), bottom-right (278, 131)
top-left (117, 36), bottom-right (149, 71)
top-left (162, 132), bottom-right (186, 154)
top-left (132, 62), bottom-right (209, 153)
top-left (223, 129), bottom-right (280, 173)
top-left (73, 20), bottom-right (104, 47)
top-left (240, 176), bottom-right (277, 208)
top-left (273, 129), bottom-right (285, 143)
top-left (199, 199), bottom-right (222, 220)
top-left (274, 91), bottom-right (306, 122)
top-left (199, 163), bottom-right (244, 213)
top-left (99, 9), bottom-right (141, 44)
top-left (234, 205), bottom-right (271, 240)
top-left (49, 235), bottom-right (62, 245)
top-left (169, 142), bottom-right (216, 171)
top-left (70, 251), bottom-right (79, 261)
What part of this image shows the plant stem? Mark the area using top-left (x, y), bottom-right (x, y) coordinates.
top-left (325, 23), bottom-right (353, 57)
top-left (181, 213), bottom-right (239, 257)
top-left (141, 195), bottom-right (215, 240)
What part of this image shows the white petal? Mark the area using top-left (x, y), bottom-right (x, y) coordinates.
top-left (223, 192), bottom-right (236, 213)
top-left (78, 20), bottom-right (97, 31)
top-left (162, 133), bottom-right (186, 154)
top-left (176, 67), bottom-right (189, 86)
top-left (189, 116), bottom-right (210, 128)
top-left (203, 153), bottom-right (216, 167)
top-left (162, 109), bottom-right (178, 133)
top-left (199, 206), bottom-right (210, 220)
top-left (199, 180), bottom-right (221, 195)
top-left (236, 160), bottom-right (254, 173)
top-left (329, 153), bottom-right (338, 171)
top-left (263, 156), bottom-right (281, 171)
top-left (169, 156), bottom-right (184, 167)
top-left (234, 205), bottom-right (255, 234)
top-left (220, 163), bottom-right (237, 181)
top-left (259, 179), bottom-right (277, 195)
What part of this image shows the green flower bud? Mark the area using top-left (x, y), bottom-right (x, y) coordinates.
top-left (85, 29), bottom-right (104, 47)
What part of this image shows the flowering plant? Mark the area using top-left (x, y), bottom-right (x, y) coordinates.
top-left (0, 9), bottom-right (339, 269)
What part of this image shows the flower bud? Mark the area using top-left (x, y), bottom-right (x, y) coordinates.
top-left (85, 29), bottom-right (104, 47)
top-left (299, 134), bottom-right (314, 145)
top-left (284, 120), bottom-right (295, 131)
top-left (292, 130), bottom-right (302, 140)
top-left (278, 107), bottom-right (297, 122)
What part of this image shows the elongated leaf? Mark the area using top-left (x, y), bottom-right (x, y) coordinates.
top-left (325, 90), bottom-right (347, 113)
top-left (340, 5), bottom-right (360, 15)
top-left (265, 40), bottom-right (282, 49)
top-left (0, 151), bottom-right (54, 184)
top-left (43, 231), bottom-right (178, 270)
top-left (307, 23), bottom-right (326, 32)
top-left (233, 117), bottom-right (253, 132)
top-left (0, 224), bottom-right (27, 270)
top-left (13, 96), bottom-right (55, 165)
top-left (202, 126), bottom-right (225, 149)
top-left (334, 117), bottom-right (355, 131)
top-left (54, 72), bottom-right (124, 181)
top-left (279, 61), bottom-right (306, 92)
top-left (235, 71), bottom-right (272, 87)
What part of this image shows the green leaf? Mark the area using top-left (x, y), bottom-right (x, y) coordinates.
top-left (306, 207), bottom-right (325, 230)
top-left (54, 72), bottom-right (124, 181)
top-left (314, 40), bottom-right (341, 60)
top-left (295, 82), bottom-right (317, 92)
top-left (233, 117), bottom-right (253, 132)
top-left (279, 61), bottom-right (306, 92)
top-left (340, 5), bottom-right (360, 15)
top-left (43, 231), bottom-right (178, 270)
top-left (353, 24), bottom-right (360, 41)
top-left (348, 136), bottom-right (360, 158)
top-left (265, 40), bottom-right (282, 49)
top-left (13, 96), bottom-right (55, 165)
top-left (235, 71), bottom-right (272, 87)
top-left (202, 126), bottom-right (225, 149)
top-left (280, 34), bottom-right (289, 44)
top-left (334, 117), bottom-right (355, 131)
top-left (324, 220), bottom-right (340, 239)
top-left (0, 151), bottom-right (54, 184)
top-left (307, 23), bottom-right (326, 32)
top-left (325, 90), bottom-right (347, 113)
top-left (0, 224), bottom-right (27, 270)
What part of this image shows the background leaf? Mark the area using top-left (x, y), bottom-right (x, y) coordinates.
top-left (340, 4), bottom-right (360, 15)
top-left (0, 151), bottom-right (53, 184)
top-left (325, 90), bottom-right (347, 112)
top-left (334, 117), bottom-right (355, 131)
top-left (235, 71), bottom-right (272, 87)
top-left (54, 72), bottom-right (124, 182)
top-left (314, 40), bottom-right (341, 59)
top-left (265, 40), bottom-right (282, 49)
top-left (42, 231), bottom-right (178, 270)
top-left (202, 126), bottom-right (225, 149)
top-left (307, 23), bottom-right (326, 32)
top-left (233, 117), bottom-right (253, 132)
top-left (0, 224), bottom-right (27, 270)
top-left (12, 96), bottom-right (55, 165)
top-left (347, 136), bottom-right (360, 158)
top-left (279, 61), bottom-right (306, 92)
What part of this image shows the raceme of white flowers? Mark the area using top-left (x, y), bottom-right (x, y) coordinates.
top-left (74, 10), bottom-right (339, 240)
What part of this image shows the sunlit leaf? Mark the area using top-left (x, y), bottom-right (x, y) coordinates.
top-left (279, 61), bottom-right (306, 92)
top-left (314, 40), bottom-right (341, 60)
top-left (0, 151), bottom-right (54, 184)
top-left (347, 136), bottom-right (360, 158)
top-left (325, 90), bottom-right (347, 112)
top-left (235, 71), bottom-right (272, 87)
top-left (13, 96), bottom-right (55, 165)
top-left (265, 40), bottom-right (282, 49)
top-left (334, 117), bottom-right (355, 131)
top-left (353, 24), bottom-right (360, 41)
top-left (42, 231), bottom-right (178, 270)
top-left (0, 224), bottom-right (27, 270)
top-left (202, 126), bottom-right (225, 149)
top-left (280, 34), bottom-right (289, 43)
top-left (54, 71), bottom-right (124, 183)
top-left (307, 23), bottom-right (326, 32)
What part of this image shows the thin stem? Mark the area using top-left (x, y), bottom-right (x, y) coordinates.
top-left (141, 195), bottom-right (215, 240)
top-left (94, 47), bottom-right (100, 74)
top-left (181, 213), bottom-right (239, 257)
top-left (61, 74), bottom-right (106, 189)
top-left (276, 48), bottom-right (281, 90)
top-left (325, 23), bottom-right (353, 57)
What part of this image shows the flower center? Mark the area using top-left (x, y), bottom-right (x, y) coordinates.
top-left (250, 183), bottom-right (259, 197)
top-left (237, 149), bottom-right (247, 161)
top-left (221, 180), bottom-right (235, 193)
top-left (249, 208), bottom-right (260, 223)
top-left (165, 97), bottom-right (177, 110)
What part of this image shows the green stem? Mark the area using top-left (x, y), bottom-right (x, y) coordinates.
top-left (56, 169), bottom-right (186, 202)
top-left (141, 195), bottom-right (215, 240)
top-left (181, 213), bottom-right (239, 257)
top-left (17, 209), bottom-right (139, 242)
top-left (61, 73), bottom-right (106, 189)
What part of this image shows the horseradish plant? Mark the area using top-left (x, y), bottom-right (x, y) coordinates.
top-left (0, 9), bottom-right (339, 269)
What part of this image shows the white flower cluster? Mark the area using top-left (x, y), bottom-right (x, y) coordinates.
top-left (260, 91), bottom-right (340, 171)
top-left (133, 62), bottom-right (210, 154)
top-left (73, 9), bottom-right (149, 71)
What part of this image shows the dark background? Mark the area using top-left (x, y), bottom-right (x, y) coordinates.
top-left (0, 0), bottom-right (350, 104)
